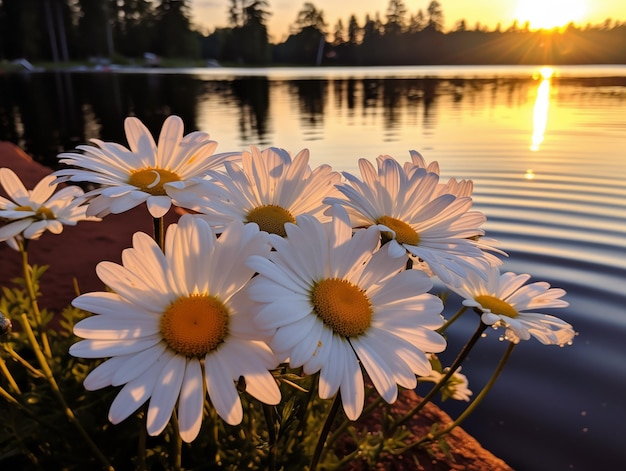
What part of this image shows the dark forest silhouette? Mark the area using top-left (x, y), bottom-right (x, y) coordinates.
top-left (2, 71), bottom-right (624, 169)
top-left (1, 0), bottom-right (625, 66)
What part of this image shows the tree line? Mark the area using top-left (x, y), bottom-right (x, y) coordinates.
top-left (1, 0), bottom-right (625, 66)
top-left (0, 0), bottom-right (199, 62)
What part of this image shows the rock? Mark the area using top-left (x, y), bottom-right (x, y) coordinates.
top-left (0, 141), bottom-right (176, 313)
top-left (344, 387), bottom-right (514, 470)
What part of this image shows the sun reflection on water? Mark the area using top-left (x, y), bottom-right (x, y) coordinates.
top-left (530, 66), bottom-right (553, 151)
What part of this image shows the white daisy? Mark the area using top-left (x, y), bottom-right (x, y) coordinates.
top-left (405, 151), bottom-right (505, 256)
top-left (0, 168), bottom-right (96, 248)
top-left (190, 146), bottom-right (341, 235)
top-left (324, 156), bottom-right (502, 284)
top-left (401, 149), bottom-right (441, 175)
top-left (403, 150), bottom-right (474, 198)
top-left (420, 366), bottom-right (472, 402)
top-left (54, 115), bottom-right (238, 218)
top-left (69, 215), bottom-right (281, 442)
top-left (447, 265), bottom-right (574, 346)
top-left (246, 205), bottom-right (446, 420)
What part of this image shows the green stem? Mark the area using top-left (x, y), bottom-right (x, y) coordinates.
top-left (310, 394), bottom-right (341, 471)
top-left (0, 354), bottom-right (21, 393)
top-left (169, 411), bottom-right (182, 471)
top-left (2, 344), bottom-right (45, 378)
top-left (326, 394), bottom-right (383, 450)
top-left (19, 242), bottom-right (52, 358)
top-left (1, 386), bottom-right (45, 466)
top-left (394, 320), bottom-right (488, 428)
top-left (19, 314), bottom-right (114, 471)
top-left (211, 406), bottom-right (220, 465)
top-left (263, 404), bottom-right (278, 471)
top-left (285, 370), bottom-right (317, 443)
top-left (0, 384), bottom-right (20, 405)
top-left (0, 383), bottom-right (64, 433)
top-left (402, 342), bottom-right (516, 451)
top-left (137, 407), bottom-right (148, 471)
top-left (334, 448), bottom-right (361, 469)
top-left (437, 306), bottom-right (468, 334)
top-left (153, 217), bottom-right (165, 250)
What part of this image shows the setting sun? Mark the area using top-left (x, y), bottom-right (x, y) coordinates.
top-left (514, 0), bottom-right (588, 29)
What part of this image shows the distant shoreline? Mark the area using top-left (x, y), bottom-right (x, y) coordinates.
top-left (3, 62), bottom-right (626, 79)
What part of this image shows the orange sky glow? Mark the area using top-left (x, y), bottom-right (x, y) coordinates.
top-left (189, 0), bottom-right (626, 41)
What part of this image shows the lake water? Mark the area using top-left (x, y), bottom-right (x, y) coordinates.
top-left (1, 65), bottom-right (625, 470)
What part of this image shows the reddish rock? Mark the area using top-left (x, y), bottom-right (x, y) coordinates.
top-left (0, 141), bottom-right (177, 312)
top-left (345, 388), bottom-right (514, 470)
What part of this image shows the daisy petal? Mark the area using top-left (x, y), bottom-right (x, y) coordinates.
top-left (124, 116), bottom-right (156, 158)
top-left (147, 354), bottom-right (186, 436)
top-left (339, 346), bottom-right (365, 420)
top-left (111, 343), bottom-right (168, 386)
top-left (108, 353), bottom-right (168, 424)
top-left (219, 340), bottom-right (281, 405)
top-left (178, 359), bottom-right (205, 443)
top-left (83, 356), bottom-right (128, 391)
top-left (318, 335), bottom-right (345, 399)
top-left (146, 195), bottom-right (172, 218)
top-left (0, 168), bottom-right (29, 200)
top-left (73, 315), bottom-right (159, 340)
top-left (205, 352), bottom-right (243, 425)
top-left (351, 337), bottom-right (398, 404)
top-left (69, 336), bottom-right (161, 358)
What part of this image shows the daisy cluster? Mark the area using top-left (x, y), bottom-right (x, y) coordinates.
top-left (0, 115), bottom-right (575, 449)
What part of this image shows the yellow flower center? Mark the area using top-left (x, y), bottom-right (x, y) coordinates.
top-left (128, 168), bottom-right (181, 196)
top-left (376, 215), bottom-right (420, 246)
top-left (474, 295), bottom-right (519, 318)
top-left (15, 205), bottom-right (55, 220)
top-left (160, 294), bottom-right (229, 358)
top-left (35, 207), bottom-right (55, 219)
top-left (245, 204), bottom-right (296, 237)
top-left (311, 278), bottom-right (373, 338)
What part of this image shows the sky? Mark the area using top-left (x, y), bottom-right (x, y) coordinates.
top-left (189, 0), bottom-right (626, 41)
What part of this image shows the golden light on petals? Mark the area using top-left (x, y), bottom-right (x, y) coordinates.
top-left (376, 215), bottom-right (420, 246)
top-left (160, 294), bottom-right (229, 357)
top-left (311, 278), bottom-right (373, 337)
top-left (475, 295), bottom-right (519, 318)
top-left (128, 168), bottom-right (181, 196)
top-left (245, 204), bottom-right (296, 236)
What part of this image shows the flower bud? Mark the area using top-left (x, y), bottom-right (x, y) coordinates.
top-left (0, 312), bottom-right (12, 337)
